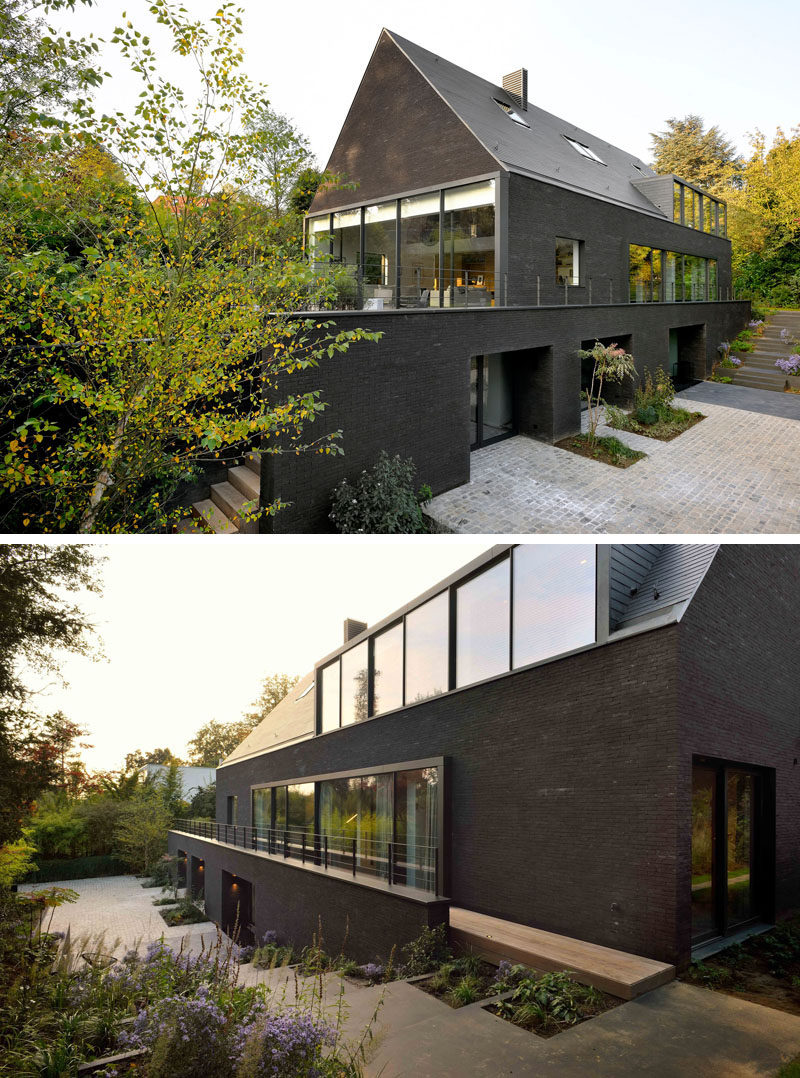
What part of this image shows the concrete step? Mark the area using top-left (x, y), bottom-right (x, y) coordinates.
top-left (227, 465), bottom-right (259, 501)
top-left (210, 481), bottom-right (258, 534)
top-left (740, 356), bottom-right (791, 370)
top-left (191, 499), bottom-right (239, 534)
top-left (175, 516), bottom-right (206, 534)
top-left (244, 451), bottom-right (261, 476)
top-left (733, 373), bottom-right (787, 393)
top-left (449, 907), bottom-right (675, 1001)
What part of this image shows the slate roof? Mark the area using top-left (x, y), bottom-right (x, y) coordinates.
top-left (385, 30), bottom-right (665, 217)
top-left (220, 671), bottom-right (315, 767)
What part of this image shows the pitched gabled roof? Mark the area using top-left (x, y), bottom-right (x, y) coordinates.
top-left (220, 672), bottom-right (315, 767)
top-left (384, 30), bottom-right (663, 216)
top-left (610, 544), bottom-right (720, 632)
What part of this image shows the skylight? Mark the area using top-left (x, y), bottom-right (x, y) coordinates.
top-left (493, 98), bottom-right (530, 128)
top-left (563, 135), bottom-right (605, 164)
top-left (297, 682), bottom-right (314, 699)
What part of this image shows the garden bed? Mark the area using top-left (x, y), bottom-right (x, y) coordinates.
top-left (605, 407), bottom-right (705, 442)
top-left (413, 957), bottom-right (505, 1008)
top-left (554, 433), bottom-right (645, 469)
top-left (682, 919), bottom-right (800, 1017)
top-left (483, 968), bottom-right (621, 1038)
top-left (158, 899), bottom-right (208, 926)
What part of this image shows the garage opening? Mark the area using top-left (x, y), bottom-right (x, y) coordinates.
top-left (222, 870), bottom-right (254, 946)
top-left (190, 855), bottom-right (205, 900)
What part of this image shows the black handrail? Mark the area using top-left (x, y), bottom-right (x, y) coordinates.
top-left (172, 817), bottom-right (439, 894)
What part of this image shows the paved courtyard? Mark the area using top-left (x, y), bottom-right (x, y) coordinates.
top-left (428, 390), bottom-right (800, 533)
top-left (21, 875), bottom-right (800, 1076)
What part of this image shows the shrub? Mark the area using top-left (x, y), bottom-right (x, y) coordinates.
top-left (159, 897), bottom-right (207, 927)
top-left (329, 451), bottom-right (432, 534)
top-left (123, 985), bottom-right (233, 1078)
top-left (496, 970), bottom-right (602, 1031)
top-left (633, 367), bottom-right (675, 420)
top-left (634, 405), bottom-right (657, 426)
top-left (234, 1009), bottom-right (336, 1078)
top-left (252, 942), bottom-right (295, 970)
top-left (776, 355), bottom-right (800, 376)
top-left (401, 923), bottom-right (451, 976)
top-left (449, 974), bottom-right (480, 1006)
top-left (24, 854), bottom-right (127, 883)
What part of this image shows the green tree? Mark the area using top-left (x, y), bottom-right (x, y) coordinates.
top-left (289, 165), bottom-right (323, 217)
top-left (24, 790), bottom-right (85, 857)
top-left (188, 782), bottom-right (215, 820)
top-left (248, 106), bottom-right (313, 221)
top-left (0, 1), bottom-right (380, 533)
top-left (113, 793), bottom-right (172, 874)
top-left (147, 761), bottom-right (187, 820)
top-left (186, 719), bottom-right (258, 767)
top-left (242, 672), bottom-right (299, 726)
top-left (578, 341), bottom-right (637, 441)
top-left (124, 747), bottom-right (183, 772)
top-left (650, 114), bottom-right (741, 191)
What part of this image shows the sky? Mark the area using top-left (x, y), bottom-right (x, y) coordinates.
top-left (33, 538), bottom-right (491, 771)
top-left (55, 0), bottom-right (800, 169)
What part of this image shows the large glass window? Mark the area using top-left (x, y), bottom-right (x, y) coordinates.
top-left (331, 208), bottom-right (360, 267)
top-left (320, 660), bottom-right (340, 733)
top-left (692, 767), bottom-right (716, 940)
top-left (512, 545), bottom-right (595, 668)
top-left (306, 214), bottom-right (331, 261)
top-left (273, 785), bottom-right (287, 833)
top-left (442, 180), bottom-right (495, 305)
top-left (709, 259), bottom-right (718, 300)
top-left (703, 197), bottom-right (713, 233)
top-left (629, 245), bottom-right (654, 302)
top-left (341, 640), bottom-right (369, 726)
top-left (287, 782), bottom-right (314, 833)
top-left (400, 191), bottom-right (441, 304)
top-left (684, 254), bottom-right (706, 301)
top-left (364, 201), bottom-right (397, 307)
top-left (555, 237), bottom-right (580, 286)
top-left (685, 187), bottom-right (697, 229)
top-left (664, 252), bottom-right (681, 302)
top-left (252, 788), bottom-right (270, 830)
top-left (395, 767), bottom-right (439, 889)
top-left (318, 773), bottom-right (392, 872)
top-left (373, 623), bottom-right (403, 716)
top-left (456, 559), bottom-right (510, 687)
top-left (673, 182), bottom-right (682, 224)
top-left (405, 592), bottom-right (449, 704)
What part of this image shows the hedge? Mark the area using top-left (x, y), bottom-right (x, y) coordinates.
top-left (24, 854), bottom-right (129, 883)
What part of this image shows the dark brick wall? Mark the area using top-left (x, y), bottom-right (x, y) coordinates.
top-left (215, 627), bottom-right (685, 966)
top-left (675, 545), bottom-right (800, 937)
top-left (309, 32), bottom-right (497, 214)
top-left (261, 301), bottom-right (750, 532)
top-left (168, 831), bottom-right (449, 962)
top-left (507, 173), bottom-right (733, 308)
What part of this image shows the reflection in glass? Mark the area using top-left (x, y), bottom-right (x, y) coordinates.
top-left (692, 767), bottom-right (717, 940)
top-left (727, 772), bottom-right (755, 927)
top-left (373, 623), bottom-right (403, 716)
top-left (306, 214), bottom-right (331, 261)
top-left (512, 545), bottom-right (595, 668)
top-left (364, 201), bottom-right (397, 307)
top-left (405, 593), bottom-right (449, 703)
top-left (319, 773), bottom-right (392, 872)
top-left (288, 782), bottom-right (314, 832)
top-left (684, 254), bottom-right (706, 301)
top-left (395, 767), bottom-right (439, 889)
top-left (456, 559), bottom-right (510, 687)
top-left (556, 237), bottom-right (580, 285)
top-left (320, 661), bottom-right (340, 733)
top-left (673, 182), bottom-right (682, 223)
top-left (629, 245), bottom-right (654, 302)
top-left (685, 187), bottom-right (696, 228)
top-left (664, 252), bottom-right (680, 302)
top-left (400, 192), bottom-right (440, 304)
top-left (252, 788), bottom-right (270, 830)
top-left (341, 640), bottom-right (369, 726)
top-left (443, 180), bottom-right (495, 305)
top-left (703, 197), bottom-right (713, 233)
top-left (709, 259), bottom-right (718, 300)
top-left (273, 786), bottom-right (287, 833)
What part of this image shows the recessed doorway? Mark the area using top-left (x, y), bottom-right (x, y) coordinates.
top-left (470, 354), bottom-right (515, 449)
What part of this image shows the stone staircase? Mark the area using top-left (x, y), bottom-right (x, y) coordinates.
top-left (177, 452), bottom-right (260, 534)
top-left (731, 310), bottom-right (800, 392)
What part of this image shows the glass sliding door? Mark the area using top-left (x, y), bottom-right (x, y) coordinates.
top-left (691, 761), bottom-right (768, 946)
top-left (470, 354), bottom-right (514, 449)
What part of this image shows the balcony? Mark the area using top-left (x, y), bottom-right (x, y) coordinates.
top-left (172, 818), bottom-right (440, 896)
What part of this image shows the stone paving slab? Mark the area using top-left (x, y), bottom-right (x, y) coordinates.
top-left (428, 395), bottom-right (800, 534)
top-left (680, 380), bottom-right (800, 420)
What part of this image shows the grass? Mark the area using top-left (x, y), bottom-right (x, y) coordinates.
top-left (416, 955), bottom-right (502, 1008)
top-left (555, 432), bottom-right (645, 468)
top-left (777, 1056), bottom-right (800, 1077)
top-left (152, 897), bottom-right (180, 907)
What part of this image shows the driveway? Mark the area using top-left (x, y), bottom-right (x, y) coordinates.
top-left (428, 391), bottom-right (800, 534)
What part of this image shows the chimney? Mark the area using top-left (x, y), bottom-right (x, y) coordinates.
top-left (343, 618), bottom-right (367, 643)
top-left (502, 68), bottom-right (528, 111)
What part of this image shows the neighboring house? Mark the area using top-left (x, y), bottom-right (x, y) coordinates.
top-left (140, 764), bottom-right (216, 800)
top-left (253, 30), bottom-right (749, 532)
top-left (169, 545), bottom-right (799, 970)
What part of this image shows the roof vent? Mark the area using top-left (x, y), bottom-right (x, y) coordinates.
top-left (502, 68), bottom-right (527, 111)
top-left (343, 618), bottom-right (367, 643)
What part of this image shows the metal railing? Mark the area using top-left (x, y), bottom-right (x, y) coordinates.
top-left (302, 259), bottom-right (734, 312)
top-left (173, 818), bottom-right (439, 895)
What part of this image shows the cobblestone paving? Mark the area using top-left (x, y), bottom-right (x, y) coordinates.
top-left (20, 874), bottom-right (217, 956)
top-left (428, 397), bottom-right (800, 534)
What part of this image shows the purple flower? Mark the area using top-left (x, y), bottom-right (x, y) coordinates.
top-left (261, 930), bottom-right (278, 945)
top-left (359, 962), bottom-right (384, 981)
top-left (776, 354), bottom-right (800, 375)
top-left (233, 1009), bottom-right (335, 1076)
top-left (730, 356), bottom-right (742, 366)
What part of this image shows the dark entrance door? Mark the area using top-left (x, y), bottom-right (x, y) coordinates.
top-left (470, 354), bottom-right (515, 449)
top-left (222, 870), bottom-right (254, 945)
top-left (691, 761), bottom-right (769, 945)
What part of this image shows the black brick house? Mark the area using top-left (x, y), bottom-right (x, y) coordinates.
top-left (256, 30), bottom-right (750, 532)
top-left (169, 544), bottom-right (799, 970)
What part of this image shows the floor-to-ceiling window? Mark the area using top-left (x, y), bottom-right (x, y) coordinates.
top-left (399, 192), bottom-right (441, 304)
top-left (470, 354), bottom-right (515, 448)
top-left (363, 201), bottom-right (397, 306)
top-left (442, 180), bottom-right (495, 306)
top-left (691, 760), bottom-right (770, 945)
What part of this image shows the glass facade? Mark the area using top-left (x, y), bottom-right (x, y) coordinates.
top-left (512, 545), bottom-right (596, 667)
top-left (405, 592), bottom-right (449, 704)
top-left (395, 767), bottom-right (439, 889)
top-left (630, 246), bottom-right (714, 302)
top-left (320, 659), bottom-right (340, 733)
top-left (456, 559), bottom-right (510, 687)
top-left (252, 788), bottom-right (270, 830)
top-left (672, 180), bottom-right (726, 236)
top-left (341, 640), bottom-right (369, 726)
top-left (373, 623), bottom-right (403, 716)
top-left (318, 545), bottom-right (598, 731)
top-left (691, 767), bottom-right (716, 940)
top-left (555, 237), bottom-right (580, 286)
top-left (287, 782), bottom-right (315, 832)
top-left (306, 180), bottom-right (495, 309)
top-left (319, 772), bottom-right (392, 871)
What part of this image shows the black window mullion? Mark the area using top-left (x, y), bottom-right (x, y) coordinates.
top-left (438, 189), bottom-right (445, 307)
top-left (509, 546), bottom-right (515, 670)
top-left (367, 635), bottom-right (375, 718)
top-left (447, 584), bottom-right (457, 691)
top-left (395, 199), bottom-right (401, 306)
top-left (716, 766), bottom-right (728, 936)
